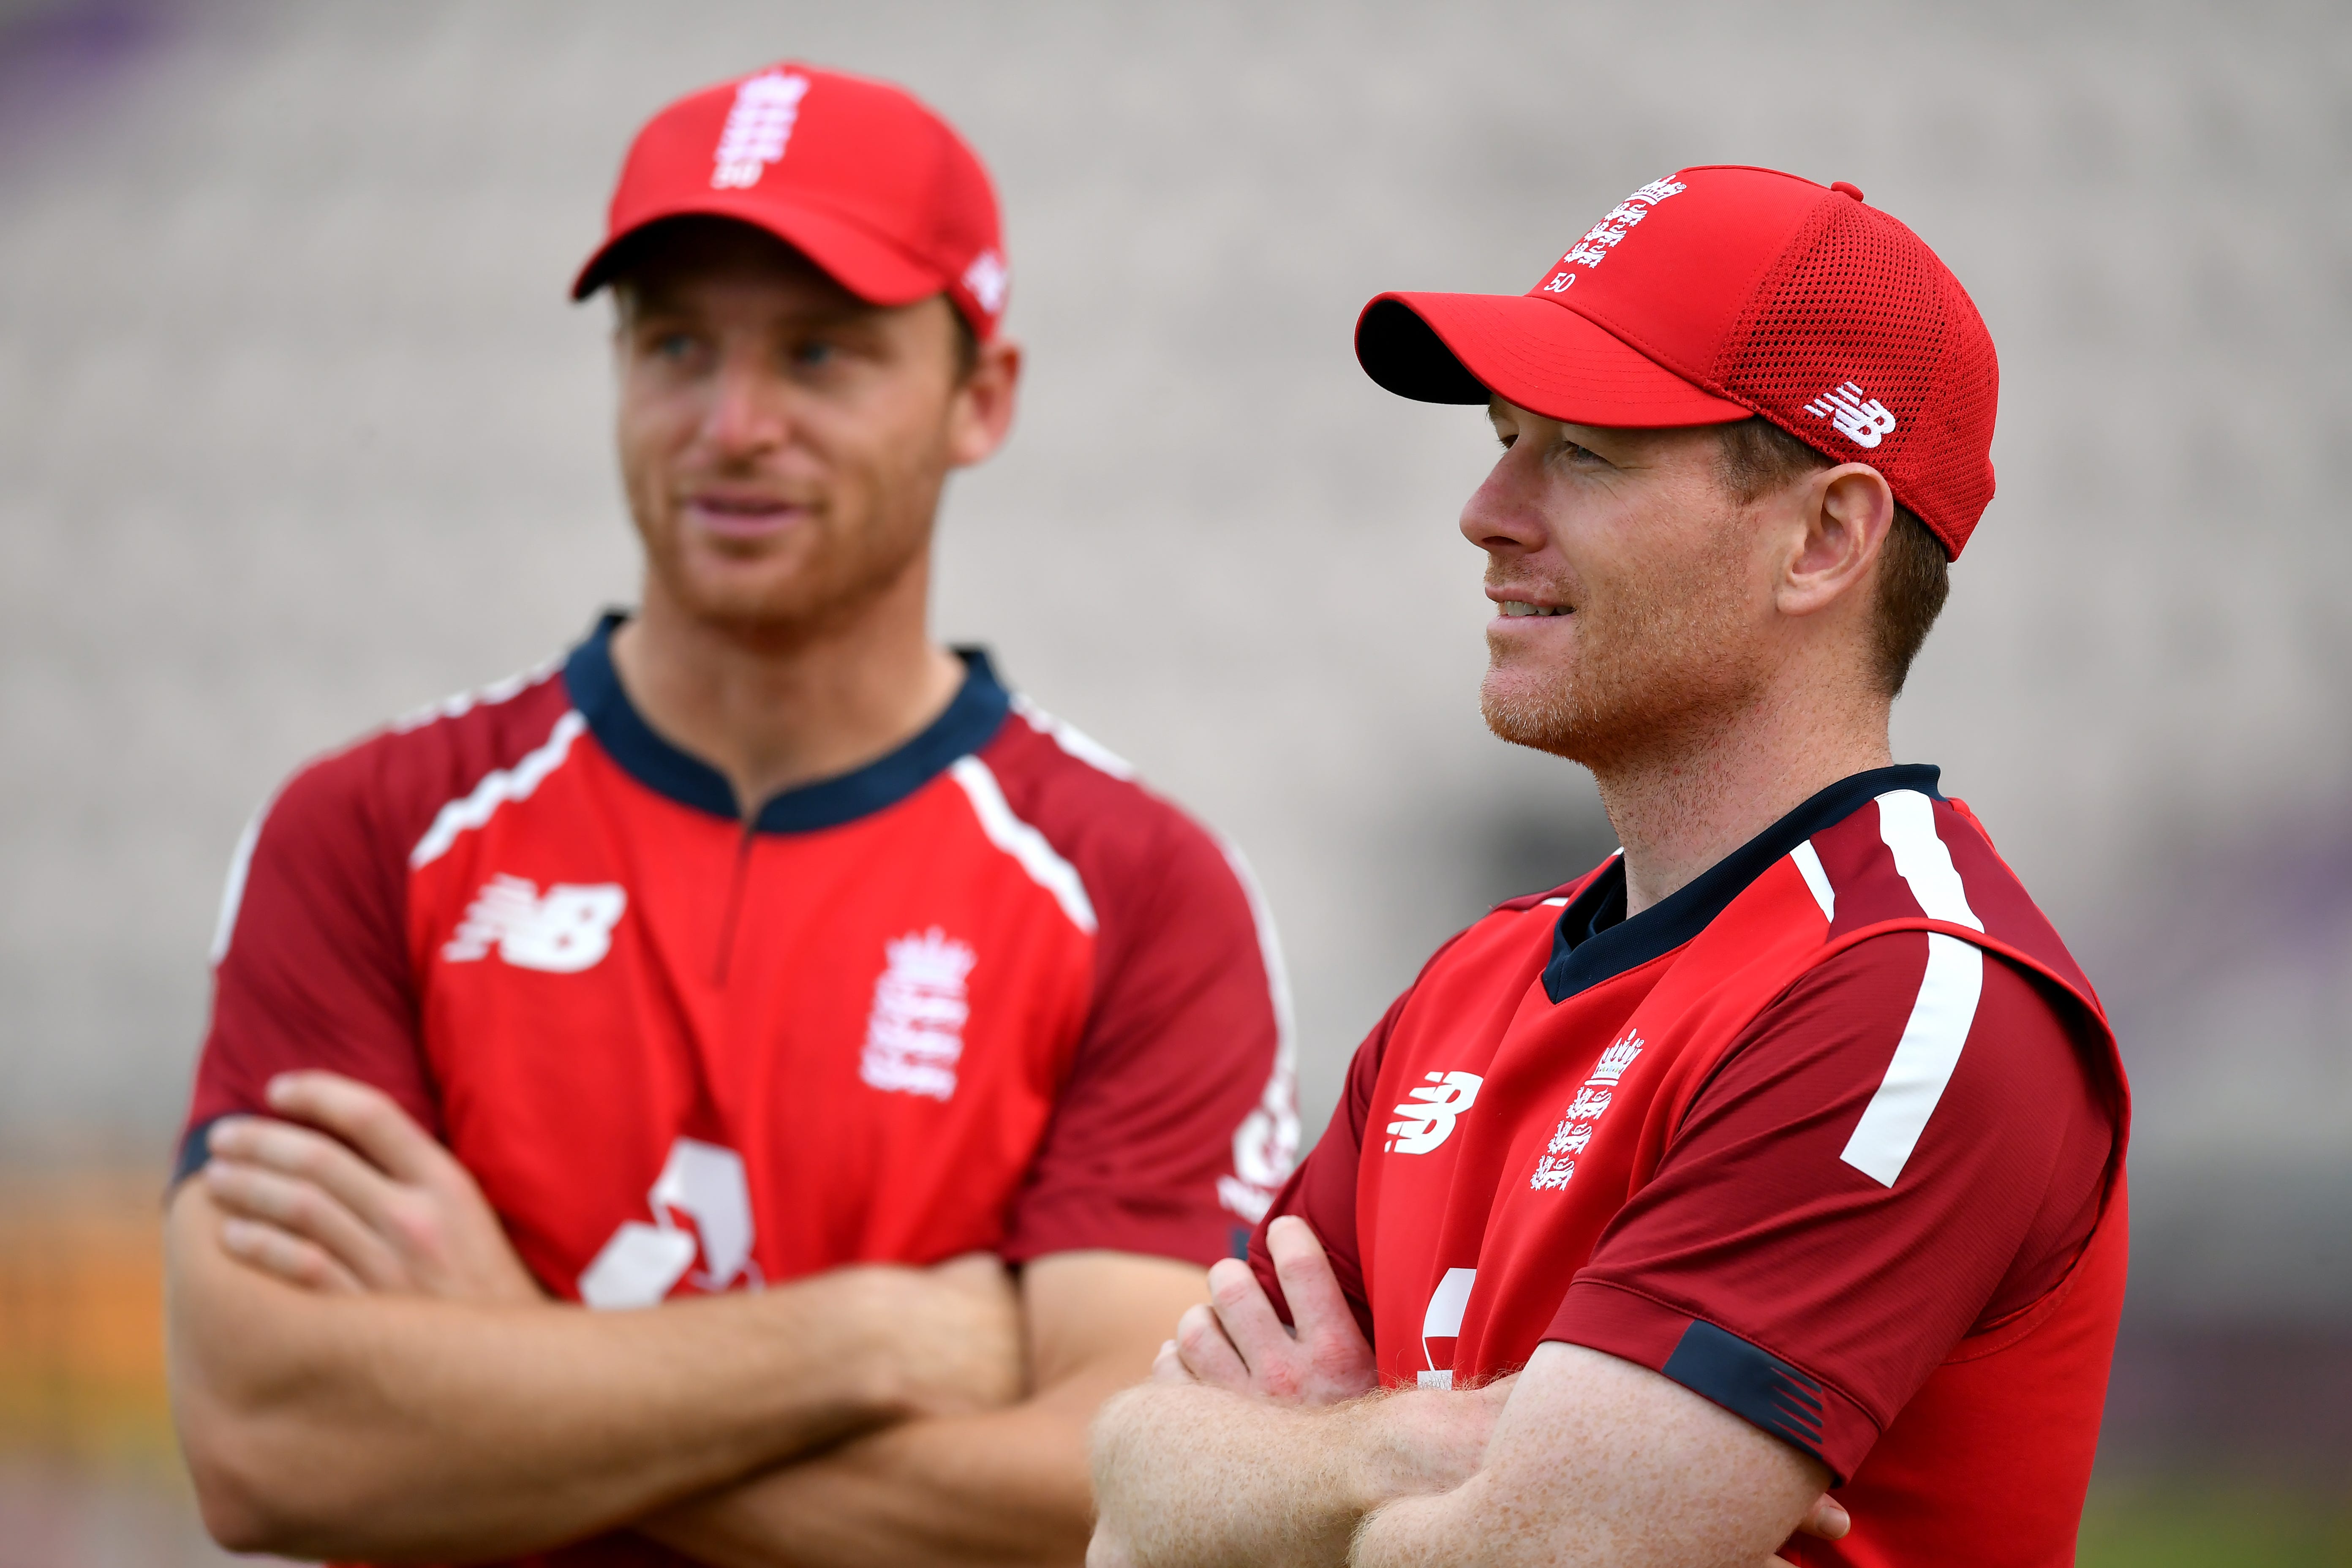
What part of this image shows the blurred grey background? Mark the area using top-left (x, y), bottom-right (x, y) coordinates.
top-left (1, 0), bottom-right (2347, 1560)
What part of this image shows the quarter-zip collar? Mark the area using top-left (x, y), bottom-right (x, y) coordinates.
top-left (562, 612), bottom-right (1013, 834)
top-left (1541, 763), bottom-right (1944, 1004)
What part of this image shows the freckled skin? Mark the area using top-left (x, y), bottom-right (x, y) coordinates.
top-left (1087, 402), bottom-right (1906, 1567)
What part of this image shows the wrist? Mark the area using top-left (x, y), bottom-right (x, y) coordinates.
top-left (775, 1267), bottom-right (927, 1424)
top-left (1345, 1389), bottom-right (1475, 1508)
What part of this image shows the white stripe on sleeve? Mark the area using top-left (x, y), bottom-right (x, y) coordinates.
top-left (1789, 839), bottom-right (1835, 922)
top-left (1839, 931), bottom-right (1985, 1186)
top-left (1009, 692), bottom-right (1138, 780)
top-left (948, 756), bottom-right (1098, 934)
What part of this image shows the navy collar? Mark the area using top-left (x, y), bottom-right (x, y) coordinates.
top-left (562, 612), bottom-right (1013, 833)
top-left (1541, 763), bottom-right (1944, 1003)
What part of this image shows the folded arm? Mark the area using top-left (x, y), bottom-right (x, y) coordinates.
top-left (1089, 1216), bottom-right (1839, 1568)
top-left (170, 1075), bottom-right (1022, 1561)
top-left (641, 1249), bottom-right (1211, 1568)
top-left (1356, 1342), bottom-right (1827, 1568)
top-left (1093, 1343), bottom-right (1821, 1568)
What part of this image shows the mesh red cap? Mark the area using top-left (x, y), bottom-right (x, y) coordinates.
top-left (572, 63), bottom-right (1010, 340)
top-left (1356, 166), bottom-right (1998, 556)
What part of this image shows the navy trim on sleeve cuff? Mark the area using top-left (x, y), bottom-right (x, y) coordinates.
top-left (173, 1116), bottom-right (225, 1187)
top-left (1661, 1318), bottom-right (1828, 1461)
top-left (1544, 1278), bottom-right (1880, 1481)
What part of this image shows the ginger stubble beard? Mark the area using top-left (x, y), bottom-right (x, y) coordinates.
top-left (1476, 513), bottom-right (1769, 779)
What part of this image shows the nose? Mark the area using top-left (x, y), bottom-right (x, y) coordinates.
top-left (1459, 442), bottom-right (1550, 561)
top-left (702, 350), bottom-right (789, 459)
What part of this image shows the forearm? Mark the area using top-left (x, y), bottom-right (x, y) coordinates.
top-left (167, 1186), bottom-right (912, 1560)
top-left (1350, 1346), bottom-right (1828, 1568)
top-left (1091, 1382), bottom-right (1459, 1568)
top-left (641, 1368), bottom-right (1115, 1568)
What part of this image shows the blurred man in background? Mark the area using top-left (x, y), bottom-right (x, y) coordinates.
top-left (163, 62), bottom-right (1296, 1568)
top-left (1092, 168), bottom-right (2127, 1567)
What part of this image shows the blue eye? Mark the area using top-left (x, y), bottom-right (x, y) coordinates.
top-left (793, 339), bottom-right (836, 368)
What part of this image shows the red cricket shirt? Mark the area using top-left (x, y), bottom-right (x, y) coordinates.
top-left (182, 615), bottom-right (1296, 1567)
top-left (1255, 766), bottom-right (2128, 1568)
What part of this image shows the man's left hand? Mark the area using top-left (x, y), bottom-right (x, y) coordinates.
top-left (200, 1070), bottom-right (543, 1304)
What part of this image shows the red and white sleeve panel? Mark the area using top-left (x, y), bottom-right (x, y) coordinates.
top-left (1549, 798), bottom-right (2118, 1479)
top-left (180, 664), bottom-right (577, 1168)
top-left (968, 698), bottom-right (1296, 1268)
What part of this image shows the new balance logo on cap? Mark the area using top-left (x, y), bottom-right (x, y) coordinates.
top-left (962, 250), bottom-right (1009, 316)
top-left (443, 875), bottom-right (626, 972)
top-left (710, 70), bottom-right (811, 189)
top-left (1355, 166), bottom-right (1999, 557)
top-left (1805, 381), bottom-right (1899, 449)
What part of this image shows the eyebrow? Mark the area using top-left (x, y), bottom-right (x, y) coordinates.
top-left (620, 282), bottom-right (878, 332)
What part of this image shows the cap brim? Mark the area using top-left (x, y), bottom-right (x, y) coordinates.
top-left (572, 196), bottom-right (944, 306)
top-left (1356, 292), bottom-right (1751, 428)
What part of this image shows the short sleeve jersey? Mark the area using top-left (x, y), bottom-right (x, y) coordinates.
top-left (182, 617), bottom-right (1297, 1567)
top-left (1254, 767), bottom-right (2127, 1567)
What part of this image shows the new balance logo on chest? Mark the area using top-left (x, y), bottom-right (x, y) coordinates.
top-left (1387, 1071), bottom-right (1483, 1154)
top-left (443, 875), bottom-right (627, 973)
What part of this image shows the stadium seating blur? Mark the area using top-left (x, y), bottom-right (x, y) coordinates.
top-left (1, 0), bottom-right (2345, 1561)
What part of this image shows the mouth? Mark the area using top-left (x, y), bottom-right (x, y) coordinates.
top-left (1496, 600), bottom-right (1572, 618)
top-left (681, 492), bottom-right (808, 541)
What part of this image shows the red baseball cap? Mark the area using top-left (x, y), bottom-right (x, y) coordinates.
top-left (572, 63), bottom-right (1010, 340)
top-left (1356, 166), bottom-right (1997, 556)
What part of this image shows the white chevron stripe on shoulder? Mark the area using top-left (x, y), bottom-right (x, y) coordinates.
top-left (1874, 789), bottom-right (1982, 931)
top-left (1789, 839), bottom-right (1835, 922)
top-left (948, 755), bottom-right (1098, 935)
top-left (392, 653), bottom-right (565, 734)
top-left (1840, 931), bottom-right (1985, 1186)
top-left (409, 709), bottom-right (588, 869)
top-left (1010, 693), bottom-right (1135, 780)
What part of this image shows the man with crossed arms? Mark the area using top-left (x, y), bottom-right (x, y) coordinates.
top-left (1092, 169), bottom-right (2126, 1568)
top-left (166, 64), bottom-right (1295, 1567)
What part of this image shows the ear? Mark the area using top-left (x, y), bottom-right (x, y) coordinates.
top-left (947, 335), bottom-right (1023, 469)
top-left (1776, 463), bottom-right (1895, 619)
